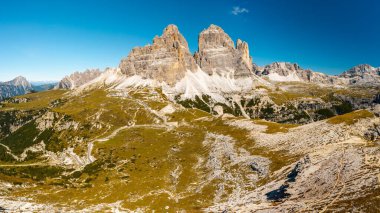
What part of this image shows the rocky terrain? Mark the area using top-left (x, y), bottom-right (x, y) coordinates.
top-left (119, 24), bottom-right (198, 85)
top-left (0, 77), bottom-right (59, 101)
top-left (194, 24), bottom-right (253, 78)
top-left (256, 62), bottom-right (342, 84)
top-left (0, 24), bottom-right (379, 212)
top-left (340, 64), bottom-right (380, 85)
top-left (55, 69), bottom-right (102, 89)
top-left (0, 76), bottom-right (32, 101)
top-left (256, 62), bottom-right (380, 86)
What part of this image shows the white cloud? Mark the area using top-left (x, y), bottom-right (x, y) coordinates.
top-left (232, 6), bottom-right (249, 15)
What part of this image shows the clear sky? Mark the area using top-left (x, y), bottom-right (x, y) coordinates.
top-left (0, 0), bottom-right (379, 81)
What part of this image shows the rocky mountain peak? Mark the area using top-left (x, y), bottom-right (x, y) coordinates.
top-left (264, 62), bottom-right (302, 72)
top-left (258, 62), bottom-right (345, 84)
top-left (339, 64), bottom-right (380, 85)
top-left (153, 24), bottom-right (190, 50)
top-left (9, 76), bottom-right (31, 88)
top-left (162, 24), bottom-right (180, 36)
top-left (119, 24), bottom-right (197, 85)
top-left (351, 64), bottom-right (374, 71)
top-left (55, 69), bottom-right (102, 90)
top-left (0, 76), bottom-right (32, 100)
top-left (340, 64), bottom-right (378, 78)
top-left (194, 24), bottom-right (253, 78)
top-left (198, 24), bottom-right (234, 50)
top-left (236, 39), bottom-right (251, 67)
top-left (258, 62), bottom-right (303, 81)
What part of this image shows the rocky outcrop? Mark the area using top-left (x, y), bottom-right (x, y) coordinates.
top-left (257, 62), bottom-right (346, 85)
top-left (257, 62), bottom-right (303, 82)
top-left (340, 64), bottom-right (380, 85)
top-left (0, 76), bottom-right (32, 100)
top-left (55, 69), bottom-right (102, 89)
top-left (115, 24), bottom-right (270, 103)
top-left (119, 25), bottom-right (198, 85)
top-left (209, 115), bottom-right (380, 212)
top-left (258, 62), bottom-right (380, 86)
top-left (194, 24), bottom-right (254, 78)
top-left (340, 64), bottom-right (379, 78)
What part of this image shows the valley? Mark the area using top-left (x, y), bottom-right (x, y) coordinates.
top-left (0, 24), bottom-right (379, 212)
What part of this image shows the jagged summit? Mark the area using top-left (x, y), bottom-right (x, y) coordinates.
top-left (339, 64), bottom-right (380, 85)
top-left (119, 24), bottom-right (197, 85)
top-left (257, 62), bottom-right (348, 85)
top-left (0, 76), bottom-right (32, 100)
top-left (55, 69), bottom-right (102, 90)
top-left (5, 76), bottom-right (31, 88)
top-left (161, 24), bottom-right (182, 38)
top-left (194, 24), bottom-right (253, 78)
top-left (65, 25), bottom-right (380, 96)
top-left (118, 24), bottom-right (257, 87)
top-left (340, 64), bottom-right (379, 78)
top-left (198, 24), bottom-right (235, 50)
top-left (111, 24), bottom-right (268, 103)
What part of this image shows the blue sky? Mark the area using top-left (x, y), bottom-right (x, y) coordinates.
top-left (0, 0), bottom-right (379, 81)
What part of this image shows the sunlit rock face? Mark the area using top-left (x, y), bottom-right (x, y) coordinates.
top-left (340, 64), bottom-right (380, 85)
top-left (258, 62), bottom-right (380, 86)
top-left (194, 24), bottom-right (254, 78)
top-left (0, 76), bottom-right (32, 100)
top-left (55, 69), bottom-right (102, 89)
top-left (119, 24), bottom-right (198, 85)
top-left (257, 62), bottom-right (345, 84)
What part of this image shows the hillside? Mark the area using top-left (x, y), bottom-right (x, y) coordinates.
top-left (0, 24), bottom-right (379, 212)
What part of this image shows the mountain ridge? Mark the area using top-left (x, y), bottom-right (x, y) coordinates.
top-left (0, 76), bottom-right (32, 100)
top-left (56, 24), bottom-right (380, 93)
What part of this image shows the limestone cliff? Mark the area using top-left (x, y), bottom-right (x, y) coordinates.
top-left (55, 69), bottom-right (102, 90)
top-left (119, 25), bottom-right (198, 85)
top-left (194, 24), bottom-right (253, 78)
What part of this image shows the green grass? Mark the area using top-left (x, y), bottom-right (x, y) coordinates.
top-left (1, 90), bottom-right (66, 111)
top-left (0, 165), bottom-right (64, 181)
top-left (327, 110), bottom-right (374, 125)
top-left (4, 103), bottom-right (298, 211)
top-left (254, 119), bottom-right (300, 133)
top-left (54, 90), bottom-right (156, 127)
top-left (0, 121), bottom-right (40, 155)
top-left (268, 91), bottom-right (310, 105)
top-left (0, 88), bottom-right (302, 211)
top-left (0, 110), bottom-right (40, 140)
top-left (270, 82), bottom-right (379, 104)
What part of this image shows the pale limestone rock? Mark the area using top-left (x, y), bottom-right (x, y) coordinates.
top-left (213, 105), bottom-right (224, 116)
top-left (119, 24), bottom-right (198, 85)
top-left (36, 111), bottom-right (57, 131)
top-left (55, 69), bottom-right (102, 89)
top-left (194, 24), bottom-right (253, 78)
top-left (340, 64), bottom-right (380, 85)
top-left (259, 62), bottom-right (380, 86)
top-left (259, 62), bottom-right (347, 85)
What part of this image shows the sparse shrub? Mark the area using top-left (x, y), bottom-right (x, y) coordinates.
top-left (316, 108), bottom-right (335, 119)
top-left (334, 102), bottom-right (353, 115)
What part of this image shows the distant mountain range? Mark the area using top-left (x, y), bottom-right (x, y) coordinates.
top-left (0, 77), bottom-right (58, 100)
top-left (256, 62), bottom-right (380, 85)
top-left (4, 24), bottom-right (379, 103)
top-left (54, 69), bottom-right (102, 89)
top-left (53, 24), bottom-right (379, 99)
top-left (0, 76), bottom-right (32, 100)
